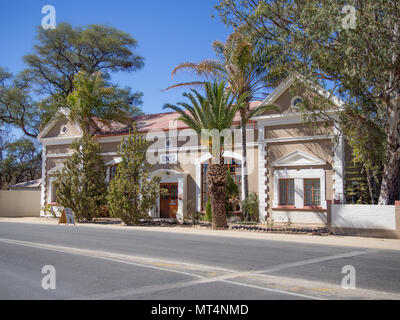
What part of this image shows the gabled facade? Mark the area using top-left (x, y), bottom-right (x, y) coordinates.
top-left (38, 76), bottom-right (347, 226)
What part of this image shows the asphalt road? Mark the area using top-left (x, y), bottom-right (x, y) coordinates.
top-left (0, 222), bottom-right (400, 300)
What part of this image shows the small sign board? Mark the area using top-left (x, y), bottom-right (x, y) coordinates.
top-left (160, 153), bottom-right (177, 164)
top-left (58, 208), bottom-right (75, 226)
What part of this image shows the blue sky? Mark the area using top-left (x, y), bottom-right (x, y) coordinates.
top-left (0, 0), bottom-right (231, 131)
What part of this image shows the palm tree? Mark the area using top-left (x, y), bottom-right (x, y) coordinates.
top-left (67, 71), bottom-right (141, 135)
top-left (164, 29), bottom-right (281, 219)
top-left (164, 81), bottom-right (248, 229)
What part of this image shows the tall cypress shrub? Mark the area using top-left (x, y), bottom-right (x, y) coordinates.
top-left (55, 134), bottom-right (108, 221)
top-left (107, 127), bottom-right (160, 225)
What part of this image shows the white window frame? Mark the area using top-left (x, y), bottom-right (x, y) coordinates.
top-left (48, 177), bottom-right (58, 203)
top-left (105, 157), bottom-right (122, 183)
top-left (273, 169), bottom-right (327, 209)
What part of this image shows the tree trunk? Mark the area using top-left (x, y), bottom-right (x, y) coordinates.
top-left (379, 23), bottom-right (400, 205)
top-left (207, 163), bottom-right (228, 229)
top-left (378, 149), bottom-right (400, 204)
top-left (378, 96), bottom-right (400, 205)
top-left (366, 168), bottom-right (375, 205)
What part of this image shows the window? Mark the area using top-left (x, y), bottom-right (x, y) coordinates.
top-left (279, 179), bottom-right (295, 206)
top-left (60, 125), bottom-right (67, 135)
top-left (201, 158), bottom-right (242, 211)
top-left (109, 164), bottom-right (118, 181)
top-left (51, 182), bottom-right (58, 203)
top-left (170, 184), bottom-right (178, 201)
top-left (165, 138), bottom-right (172, 149)
top-left (273, 168), bottom-right (326, 209)
top-left (49, 178), bottom-right (59, 203)
top-left (291, 96), bottom-right (303, 110)
top-left (304, 179), bottom-right (321, 206)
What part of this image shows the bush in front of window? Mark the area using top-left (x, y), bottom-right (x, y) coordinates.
top-left (242, 192), bottom-right (259, 222)
top-left (54, 134), bottom-right (108, 222)
top-left (107, 127), bottom-right (160, 226)
top-left (205, 199), bottom-right (212, 222)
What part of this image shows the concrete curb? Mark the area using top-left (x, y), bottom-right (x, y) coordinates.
top-left (1, 217), bottom-right (400, 251)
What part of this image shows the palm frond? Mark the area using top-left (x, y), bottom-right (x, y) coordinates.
top-left (171, 60), bottom-right (224, 78)
top-left (164, 80), bottom-right (242, 159)
top-left (162, 81), bottom-right (206, 91)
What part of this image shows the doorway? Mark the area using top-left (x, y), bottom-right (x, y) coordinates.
top-left (160, 183), bottom-right (178, 218)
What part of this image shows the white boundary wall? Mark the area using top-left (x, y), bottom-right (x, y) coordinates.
top-left (272, 210), bottom-right (327, 225)
top-left (331, 204), bottom-right (396, 230)
top-left (0, 190), bottom-right (41, 217)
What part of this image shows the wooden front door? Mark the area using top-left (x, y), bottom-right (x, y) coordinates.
top-left (160, 183), bottom-right (178, 218)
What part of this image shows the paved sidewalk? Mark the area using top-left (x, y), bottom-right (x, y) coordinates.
top-left (1, 217), bottom-right (400, 251)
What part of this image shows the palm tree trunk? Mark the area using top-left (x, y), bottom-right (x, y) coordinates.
top-left (207, 163), bottom-right (228, 229)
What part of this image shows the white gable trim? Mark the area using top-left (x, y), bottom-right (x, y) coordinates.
top-left (261, 74), bottom-right (345, 108)
top-left (260, 76), bottom-right (294, 106)
top-left (272, 150), bottom-right (326, 167)
top-left (38, 107), bottom-right (82, 140)
top-left (253, 74), bottom-right (344, 122)
top-left (252, 109), bottom-right (340, 124)
top-left (105, 157), bottom-right (122, 166)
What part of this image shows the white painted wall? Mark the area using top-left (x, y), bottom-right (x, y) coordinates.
top-left (0, 191), bottom-right (41, 217)
top-left (331, 204), bottom-right (396, 230)
top-left (272, 210), bottom-right (327, 225)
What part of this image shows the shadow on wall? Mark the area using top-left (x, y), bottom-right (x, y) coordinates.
top-left (186, 175), bottom-right (196, 218)
top-left (269, 140), bottom-right (333, 167)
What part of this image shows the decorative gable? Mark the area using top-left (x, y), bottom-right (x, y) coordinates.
top-left (38, 107), bottom-right (82, 140)
top-left (271, 150), bottom-right (326, 167)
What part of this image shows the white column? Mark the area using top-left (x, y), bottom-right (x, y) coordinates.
top-left (257, 121), bottom-right (267, 222)
top-left (333, 126), bottom-right (345, 203)
top-left (177, 175), bottom-right (186, 220)
top-left (294, 178), bottom-right (304, 208)
top-left (40, 145), bottom-right (47, 217)
top-left (195, 159), bottom-right (202, 212)
top-left (258, 141), bottom-right (267, 223)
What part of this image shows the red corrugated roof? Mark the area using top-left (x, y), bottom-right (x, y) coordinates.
top-left (92, 101), bottom-right (262, 137)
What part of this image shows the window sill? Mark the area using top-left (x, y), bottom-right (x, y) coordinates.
top-left (272, 207), bottom-right (326, 212)
top-left (48, 202), bottom-right (61, 206)
top-left (275, 205), bottom-right (296, 209)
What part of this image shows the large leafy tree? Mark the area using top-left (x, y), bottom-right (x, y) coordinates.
top-left (108, 127), bottom-right (160, 226)
top-left (164, 81), bottom-right (248, 229)
top-left (0, 23), bottom-right (144, 137)
top-left (216, 0), bottom-right (400, 204)
top-left (67, 71), bottom-right (141, 134)
top-left (0, 137), bottom-right (41, 189)
top-left (54, 135), bottom-right (108, 221)
top-left (0, 122), bottom-right (9, 162)
top-left (0, 69), bottom-right (41, 137)
top-left (164, 28), bottom-right (281, 212)
top-left (25, 23), bottom-right (144, 97)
